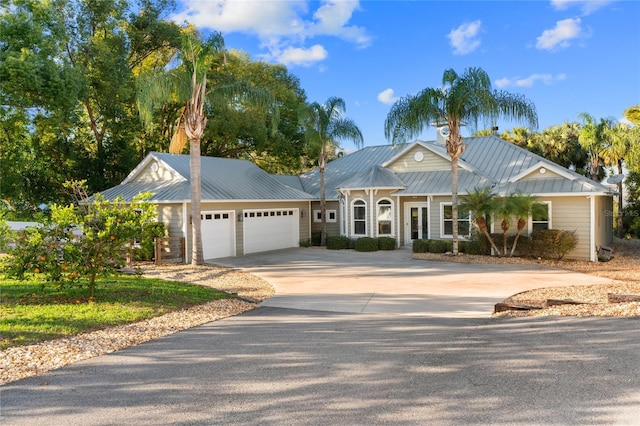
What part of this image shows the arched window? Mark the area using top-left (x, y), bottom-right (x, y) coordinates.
top-left (352, 199), bottom-right (366, 235)
top-left (377, 199), bottom-right (393, 236)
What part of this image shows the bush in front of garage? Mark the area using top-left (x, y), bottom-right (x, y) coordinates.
top-left (377, 237), bottom-right (396, 250)
top-left (326, 236), bottom-right (351, 250)
top-left (354, 237), bottom-right (379, 252)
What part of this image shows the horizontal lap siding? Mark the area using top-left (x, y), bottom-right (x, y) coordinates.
top-left (310, 201), bottom-right (341, 237)
top-left (388, 146), bottom-right (450, 173)
top-left (544, 196), bottom-right (590, 260)
top-left (156, 204), bottom-right (183, 238)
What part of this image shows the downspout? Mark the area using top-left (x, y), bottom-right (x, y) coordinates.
top-left (589, 195), bottom-right (596, 262)
top-left (182, 202), bottom-right (189, 263)
top-left (369, 189), bottom-right (374, 238)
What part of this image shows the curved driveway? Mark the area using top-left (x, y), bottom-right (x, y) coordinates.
top-left (214, 247), bottom-right (616, 317)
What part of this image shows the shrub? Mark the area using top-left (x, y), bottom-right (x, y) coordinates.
top-left (377, 237), bottom-right (396, 250)
top-left (428, 239), bottom-right (448, 253)
top-left (349, 238), bottom-right (357, 249)
top-left (354, 237), bottom-right (379, 252)
top-left (311, 232), bottom-right (322, 246)
top-left (412, 239), bottom-right (429, 253)
top-left (326, 236), bottom-right (351, 250)
top-left (459, 240), bottom-right (483, 255)
top-left (135, 222), bottom-right (166, 261)
top-left (530, 229), bottom-right (578, 260)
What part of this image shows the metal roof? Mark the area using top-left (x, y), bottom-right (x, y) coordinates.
top-left (339, 166), bottom-right (405, 190)
top-left (103, 152), bottom-right (314, 202)
top-left (393, 170), bottom-right (493, 196)
top-left (299, 145), bottom-right (404, 198)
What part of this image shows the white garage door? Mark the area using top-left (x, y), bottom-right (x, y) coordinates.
top-left (243, 209), bottom-right (299, 254)
top-left (201, 211), bottom-right (235, 259)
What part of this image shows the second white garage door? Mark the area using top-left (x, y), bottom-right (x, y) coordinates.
top-left (201, 211), bottom-right (235, 259)
top-left (243, 208), bottom-right (299, 254)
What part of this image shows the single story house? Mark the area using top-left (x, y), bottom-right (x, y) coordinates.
top-left (101, 128), bottom-right (615, 261)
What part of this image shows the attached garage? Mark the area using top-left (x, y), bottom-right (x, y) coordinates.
top-left (243, 208), bottom-right (299, 254)
top-left (201, 211), bottom-right (235, 259)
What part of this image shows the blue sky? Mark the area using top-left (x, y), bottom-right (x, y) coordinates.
top-left (170, 0), bottom-right (640, 148)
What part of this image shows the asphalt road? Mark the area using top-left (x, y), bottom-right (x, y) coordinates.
top-left (2, 308), bottom-right (639, 425)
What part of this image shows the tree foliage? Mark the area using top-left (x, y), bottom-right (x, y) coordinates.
top-left (2, 182), bottom-right (156, 298)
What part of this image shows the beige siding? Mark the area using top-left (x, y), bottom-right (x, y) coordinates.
top-left (387, 146), bottom-right (450, 172)
top-left (137, 161), bottom-right (178, 182)
top-left (310, 201), bottom-right (341, 237)
top-left (521, 168), bottom-right (562, 180)
top-left (156, 204), bottom-right (184, 238)
top-left (540, 196), bottom-right (591, 260)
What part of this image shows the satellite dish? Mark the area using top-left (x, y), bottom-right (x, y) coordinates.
top-left (607, 174), bottom-right (624, 184)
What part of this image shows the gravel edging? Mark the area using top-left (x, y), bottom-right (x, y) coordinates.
top-left (0, 264), bottom-right (273, 386)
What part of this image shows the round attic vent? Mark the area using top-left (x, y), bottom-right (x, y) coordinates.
top-left (414, 151), bottom-right (424, 162)
top-left (539, 167), bottom-right (546, 174)
top-left (151, 162), bottom-right (159, 172)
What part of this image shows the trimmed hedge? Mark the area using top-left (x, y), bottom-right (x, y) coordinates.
top-left (326, 236), bottom-right (351, 250)
top-left (377, 237), bottom-right (396, 250)
top-left (412, 239), bottom-right (429, 253)
top-left (355, 237), bottom-right (379, 252)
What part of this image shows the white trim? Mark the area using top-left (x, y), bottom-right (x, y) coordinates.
top-left (404, 201), bottom-right (430, 243)
top-left (396, 195), bottom-right (401, 246)
top-left (182, 202), bottom-right (189, 262)
top-left (351, 198), bottom-right (367, 236)
top-left (509, 161), bottom-right (578, 184)
top-left (528, 201), bottom-right (552, 234)
top-left (440, 202), bottom-right (471, 239)
top-left (122, 153), bottom-right (186, 184)
top-left (369, 190), bottom-right (374, 237)
top-left (313, 209), bottom-right (337, 223)
top-left (589, 196), bottom-right (596, 262)
top-left (375, 198), bottom-right (394, 237)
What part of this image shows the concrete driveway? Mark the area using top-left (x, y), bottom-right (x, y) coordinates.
top-left (213, 247), bottom-right (616, 317)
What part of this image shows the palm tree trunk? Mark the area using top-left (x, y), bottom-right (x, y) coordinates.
top-left (477, 217), bottom-right (501, 255)
top-left (451, 157), bottom-right (459, 255)
top-left (319, 148), bottom-right (327, 247)
top-left (617, 159), bottom-right (624, 238)
top-left (190, 138), bottom-right (204, 265)
top-left (509, 218), bottom-right (527, 257)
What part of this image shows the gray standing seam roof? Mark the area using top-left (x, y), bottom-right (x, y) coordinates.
top-left (102, 152), bottom-right (314, 202)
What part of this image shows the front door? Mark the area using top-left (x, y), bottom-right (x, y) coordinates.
top-left (405, 203), bottom-right (429, 244)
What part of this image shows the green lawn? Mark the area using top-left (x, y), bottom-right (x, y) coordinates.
top-left (0, 274), bottom-right (232, 350)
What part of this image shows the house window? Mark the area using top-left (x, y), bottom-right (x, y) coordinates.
top-left (377, 199), bottom-right (393, 236)
top-left (352, 199), bottom-right (366, 235)
top-left (314, 210), bottom-right (337, 223)
top-left (441, 203), bottom-right (471, 238)
top-left (531, 202), bottom-right (551, 232)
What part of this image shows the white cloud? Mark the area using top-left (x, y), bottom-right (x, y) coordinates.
top-left (536, 18), bottom-right (584, 50)
top-left (550, 0), bottom-right (613, 15)
top-left (447, 20), bottom-right (482, 55)
top-left (495, 73), bottom-right (567, 88)
top-left (170, 0), bottom-right (371, 66)
top-left (377, 88), bottom-right (399, 105)
top-left (275, 44), bottom-right (328, 66)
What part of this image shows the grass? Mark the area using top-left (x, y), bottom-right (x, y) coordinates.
top-left (0, 274), bottom-right (232, 350)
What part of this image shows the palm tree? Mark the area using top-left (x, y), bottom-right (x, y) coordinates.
top-left (578, 113), bottom-right (614, 181)
top-left (459, 187), bottom-right (501, 255)
top-left (137, 32), bottom-right (275, 264)
top-left (301, 97), bottom-right (363, 246)
top-left (495, 196), bottom-right (515, 256)
top-left (509, 192), bottom-right (547, 257)
top-left (384, 67), bottom-right (538, 254)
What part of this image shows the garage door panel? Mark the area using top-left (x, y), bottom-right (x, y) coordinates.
top-left (201, 211), bottom-right (234, 259)
top-left (244, 209), bottom-right (299, 254)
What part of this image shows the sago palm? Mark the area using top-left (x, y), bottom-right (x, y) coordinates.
top-left (384, 67), bottom-right (537, 255)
